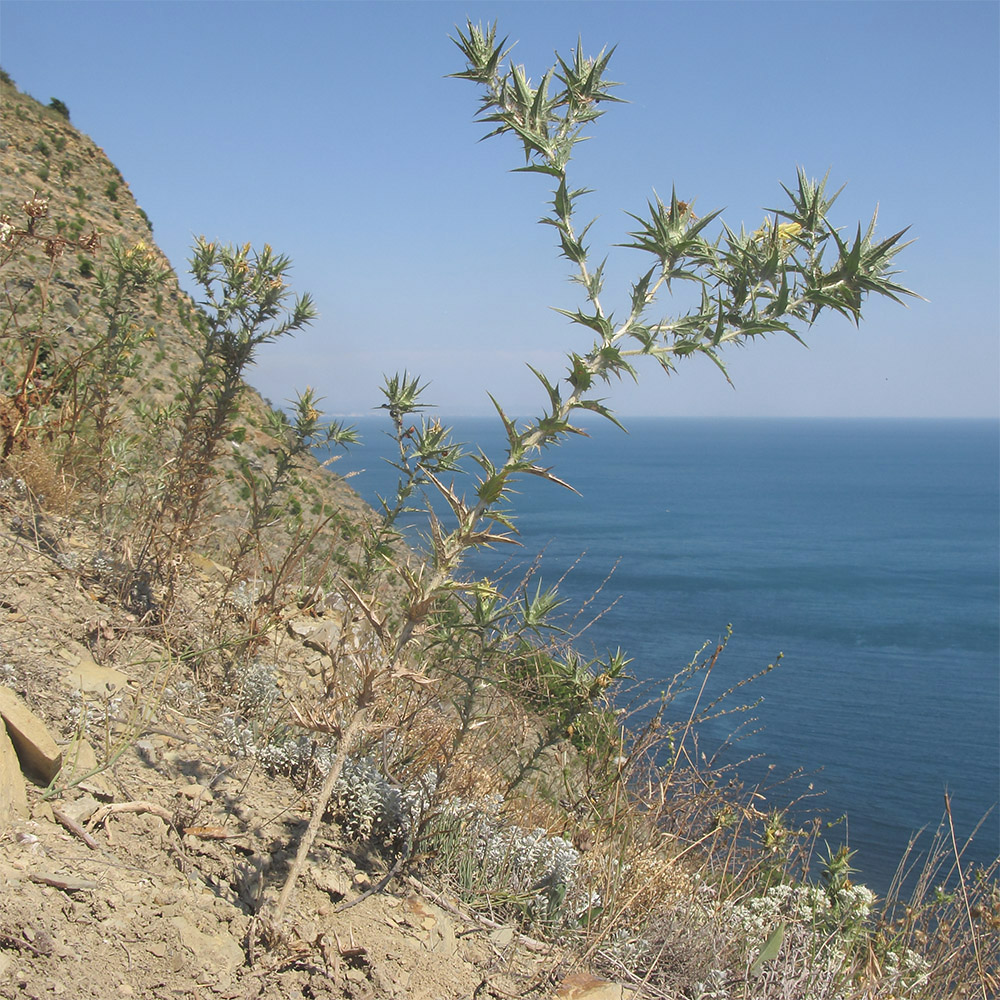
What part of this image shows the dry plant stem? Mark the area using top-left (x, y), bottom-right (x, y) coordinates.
top-left (944, 792), bottom-right (987, 997)
top-left (270, 704), bottom-right (370, 926)
top-left (663, 641), bottom-right (720, 793)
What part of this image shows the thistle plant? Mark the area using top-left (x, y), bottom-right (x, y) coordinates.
top-left (266, 20), bottom-right (916, 937)
top-left (341, 21), bottom-right (917, 645)
top-left (139, 238), bottom-right (317, 595)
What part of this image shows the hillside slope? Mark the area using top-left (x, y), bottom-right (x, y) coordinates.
top-left (1, 75), bottom-right (370, 575)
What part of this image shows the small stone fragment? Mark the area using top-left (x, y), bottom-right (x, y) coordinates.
top-left (56, 793), bottom-right (100, 826)
top-left (309, 865), bottom-right (349, 900)
top-left (401, 896), bottom-right (457, 956)
top-left (301, 620), bottom-right (342, 655)
top-left (58, 736), bottom-right (113, 797)
top-left (28, 872), bottom-right (99, 892)
top-left (187, 552), bottom-right (229, 580)
top-left (488, 926), bottom-right (514, 947)
top-left (60, 737), bottom-right (99, 776)
top-left (178, 783), bottom-right (213, 803)
top-left (287, 620), bottom-right (316, 639)
top-left (170, 915), bottom-right (244, 975)
top-left (60, 655), bottom-right (130, 695)
top-left (555, 973), bottom-right (627, 1000)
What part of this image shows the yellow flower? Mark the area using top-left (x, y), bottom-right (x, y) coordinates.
top-left (754, 219), bottom-right (803, 245)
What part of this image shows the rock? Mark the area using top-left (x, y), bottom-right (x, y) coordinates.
top-left (304, 653), bottom-right (331, 678)
top-left (178, 783), bottom-right (213, 804)
top-left (57, 736), bottom-right (113, 796)
top-left (28, 871), bottom-right (99, 892)
top-left (401, 896), bottom-right (457, 957)
top-left (187, 552), bottom-right (229, 581)
top-left (301, 620), bottom-right (342, 656)
top-left (170, 915), bottom-right (245, 976)
top-left (59, 654), bottom-right (131, 696)
top-left (555, 973), bottom-right (628, 1000)
top-left (309, 864), bottom-right (349, 901)
top-left (0, 685), bottom-right (63, 783)
top-left (57, 793), bottom-right (100, 826)
top-left (488, 926), bottom-right (514, 947)
top-left (59, 736), bottom-right (99, 778)
top-left (31, 801), bottom-right (55, 824)
top-left (287, 620), bottom-right (316, 639)
top-left (0, 719), bottom-right (29, 824)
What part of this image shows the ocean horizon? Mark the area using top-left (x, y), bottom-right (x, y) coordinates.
top-left (320, 415), bottom-right (1000, 897)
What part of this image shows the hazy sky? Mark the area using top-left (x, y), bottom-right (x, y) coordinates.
top-left (3, 1), bottom-right (997, 418)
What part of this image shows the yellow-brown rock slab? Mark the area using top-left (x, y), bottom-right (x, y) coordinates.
top-left (0, 685), bottom-right (62, 784)
top-left (0, 719), bottom-right (29, 824)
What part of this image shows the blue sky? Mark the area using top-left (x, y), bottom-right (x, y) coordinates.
top-left (3, 1), bottom-right (997, 418)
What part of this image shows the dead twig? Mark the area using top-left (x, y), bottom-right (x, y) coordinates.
top-left (52, 806), bottom-right (100, 849)
top-left (89, 799), bottom-right (174, 830)
top-left (28, 872), bottom-right (99, 892)
top-left (334, 833), bottom-right (411, 913)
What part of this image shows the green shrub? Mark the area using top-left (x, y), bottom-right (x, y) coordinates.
top-left (47, 97), bottom-right (70, 119)
top-left (105, 180), bottom-right (119, 201)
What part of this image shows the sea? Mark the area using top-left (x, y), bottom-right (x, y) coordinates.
top-left (321, 416), bottom-right (1000, 898)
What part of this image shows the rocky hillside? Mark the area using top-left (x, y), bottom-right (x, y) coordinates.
top-left (0, 73), bottom-right (371, 572)
top-left (2, 76), bottom-right (185, 376)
